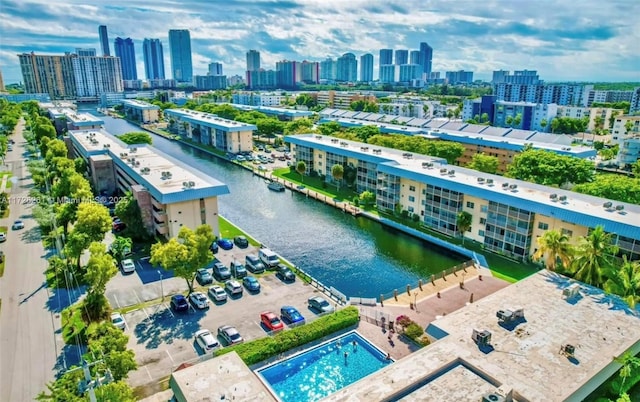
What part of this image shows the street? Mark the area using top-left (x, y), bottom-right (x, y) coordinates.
top-left (0, 118), bottom-right (62, 401)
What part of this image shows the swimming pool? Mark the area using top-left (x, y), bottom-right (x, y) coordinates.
top-left (256, 331), bottom-right (392, 402)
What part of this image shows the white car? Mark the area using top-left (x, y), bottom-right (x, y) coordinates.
top-left (225, 280), bottom-right (243, 296)
top-left (189, 292), bottom-right (209, 309)
top-left (208, 285), bottom-right (227, 302)
top-left (195, 329), bottom-right (220, 352)
top-left (121, 258), bottom-right (136, 273)
top-left (0, 233), bottom-right (6, 242)
top-left (111, 312), bottom-right (126, 330)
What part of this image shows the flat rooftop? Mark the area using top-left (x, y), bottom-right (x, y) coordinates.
top-left (323, 271), bottom-right (640, 402)
top-left (121, 99), bottom-right (160, 110)
top-left (226, 103), bottom-right (313, 117)
top-left (69, 129), bottom-right (229, 204)
top-left (48, 108), bottom-right (103, 126)
top-left (165, 108), bottom-right (257, 132)
top-left (170, 352), bottom-right (276, 402)
top-left (286, 134), bottom-right (639, 238)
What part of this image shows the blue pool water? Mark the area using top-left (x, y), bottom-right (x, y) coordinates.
top-left (257, 332), bottom-right (391, 402)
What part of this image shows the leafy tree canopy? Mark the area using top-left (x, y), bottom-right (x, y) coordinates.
top-left (573, 174), bottom-right (640, 205)
top-left (117, 131), bottom-right (152, 145)
top-left (467, 153), bottom-right (499, 174)
top-left (506, 148), bottom-right (595, 186)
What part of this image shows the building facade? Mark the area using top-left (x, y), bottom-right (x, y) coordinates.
top-left (300, 61), bottom-right (319, 84)
top-left (336, 53), bottom-right (357, 82)
top-left (285, 134), bottom-right (640, 261)
top-left (72, 56), bottom-right (124, 99)
top-left (394, 50), bottom-right (408, 65)
top-left (409, 50), bottom-right (420, 65)
top-left (246, 69), bottom-right (277, 89)
top-left (379, 65), bottom-right (396, 83)
top-left (168, 29), bottom-right (193, 83)
top-left (493, 83), bottom-right (591, 106)
top-left (164, 109), bottom-right (256, 153)
top-left (194, 75), bottom-right (227, 90)
top-left (398, 64), bottom-right (421, 83)
top-left (114, 37), bottom-right (137, 80)
top-left (320, 57), bottom-right (336, 81)
top-left (143, 38), bottom-right (165, 80)
top-left (611, 115), bottom-right (640, 147)
top-left (75, 48), bottom-right (96, 57)
top-left (68, 129), bottom-right (229, 239)
top-left (121, 99), bottom-right (160, 123)
top-left (276, 60), bottom-right (300, 88)
top-left (208, 62), bottom-right (223, 76)
top-left (418, 42), bottom-right (433, 76)
top-left (99, 25), bottom-right (110, 56)
top-left (445, 70), bottom-right (474, 84)
top-left (232, 92), bottom-right (284, 106)
top-left (246, 50), bottom-right (260, 72)
top-left (379, 49), bottom-right (393, 67)
top-left (556, 106), bottom-right (624, 132)
top-left (18, 52), bottom-right (78, 98)
top-left (359, 54), bottom-right (373, 82)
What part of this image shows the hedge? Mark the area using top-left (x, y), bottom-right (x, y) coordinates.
top-left (215, 306), bottom-right (359, 365)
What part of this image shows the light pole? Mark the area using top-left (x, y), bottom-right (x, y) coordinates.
top-left (413, 292), bottom-right (418, 313)
top-left (158, 270), bottom-right (164, 301)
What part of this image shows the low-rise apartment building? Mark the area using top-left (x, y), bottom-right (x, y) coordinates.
top-left (556, 106), bottom-right (624, 132)
top-left (164, 109), bottom-right (256, 153)
top-left (285, 134), bottom-right (639, 262)
top-left (316, 90), bottom-right (377, 109)
top-left (611, 115), bottom-right (640, 168)
top-left (47, 107), bottom-right (104, 133)
top-left (121, 99), bottom-right (161, 123)
top-left (68, 129), bottom-right (229, 238)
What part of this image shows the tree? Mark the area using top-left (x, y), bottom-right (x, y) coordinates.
top-left (86, 321), bottom-right (137, 380)
top-left (150, 225), bottom-right (215, 293)
top-left (571, 226), bottom-right (618, 287)
top-left (284, 118), bottom-right (314, 135)
top-left (532, 230), bottom-right (573, 270)
top-left (456, 211), bottom-right (472, 245)
top-left (73, 202), bottom-right (112, 243)
top-left (467, 153), bottom-right (499, 174)
top-left (94, 382), bottom-right (136, 402)
top-left (117, 131), bottom-right (152, 145)
top-left (506, 148), bottom-right (595, 186)
top-left (354, 125), bottom-right (379, 142)
top-left (480, 113), bottom-right (489, 124)
top-left (613, 352), bottom-right (640, 394)
top-left (331, 164), bottom-right (344, 190)
top-left (115, 192), bottom-right (150, 241)
top-left (256, 118), bottom-right (284, 138)
top-left (359, 190), bottom-right (376, 207)
top-left (604, 256), bottom-right (640, 309)
top-left (624, 120), bottom-right (634, 135)
top-left (44, 139), bottom-right (68, 165)
top-left (573, 175), bottom-right (640, 205)
top-left (295, 161), bottom-right (306, 182)
top-left (318, 121), bottom-right (342, 136)
top-left (110, 236), bottom-right (133, 263)
top-left (540, 119), bottom-right (548, 131)
top-left (84, 242), bottom-right (118, 317)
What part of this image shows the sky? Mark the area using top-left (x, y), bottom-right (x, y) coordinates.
top-left (1, 0), bottom-right (639, 84)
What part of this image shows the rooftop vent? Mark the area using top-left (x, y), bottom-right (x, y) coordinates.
top-left (183, 181), bottom-right (196, 189)
top-left (130, 147), bottom-right (137, 153)
top-left (477, 177), bottom-right (485, 184)
top-left (361, 147), bottom-right (369, 152)
top-left (448, 170), bottom-right (455, 176)
top-left (562, 283), bottom-right (581, 299)
top-left (561, 344), bottom-right (576, 357)
top-left (509, 184), bottom-right (518, 191)
top-left (615, 205), bottom-right (625, 212)
top-left (315, 135), bottom-right (323, 139)
top-left (502, 183), bottom-right (509, 190)
top-left (559, 195), bottom-right (567, 203)
top-left (486, 179), bottom-right (494, 186)
top-left (471, 329), bottom-right (492, 346)
top-left (496, 308), bottom-right (524, 323)
top-left (373, 149), bottom-right (382, 154)
top-left (330, 138), bottom-right (339, 143)
top-left (440, 168), bottom-right (448, 175)
top-left (103, 144), bottom-right (110, 149)
top-left (422, 162), bottom-right (434, 169)
top-left (550, 193), bottom-right (558, 201)
top-left (603, 201), bottom-right (613, 209)
top-left (340, 141), bottom-right (348, 147)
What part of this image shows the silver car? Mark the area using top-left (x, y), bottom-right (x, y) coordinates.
top-left (218, 325), bottom-right (243, 345)
top-left (195, 329), bottom-right (220, 352)
top-left (225, 280), bottom-right (243, 296)
top-left (111, 312), bottom-right (126, 330)
top-left (208, 285), bottom-right (227, 302)
top-left (189, 292), bottom-right (210, 309)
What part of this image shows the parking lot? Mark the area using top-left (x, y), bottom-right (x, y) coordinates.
top-left (106, 242), bottom-right (335, 388)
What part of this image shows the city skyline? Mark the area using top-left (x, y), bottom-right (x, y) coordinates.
top-left (1, 0), bottom-right (639, 84)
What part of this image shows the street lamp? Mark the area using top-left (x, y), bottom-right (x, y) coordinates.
top-left (157, 270), bottom-right (164, 301)
top-left (413, 292), bottom-right (418, 313)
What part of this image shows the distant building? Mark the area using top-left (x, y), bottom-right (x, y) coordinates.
top-left (493, 83), bottom-right (591, 106)
top-left (359, 54), bottom-right (373, 82)
top-left (493, 101), bottom-right (558, 132)
top-left (19, 52), bottom-right (77, 98)
top-left (99, 25), bottom-right (110, 56)
top-left (585, 88), bottom-right (636, 106)
top-left (336, 53), bottom-right (357, 82)
top-left (226, 75), bottom-right (245, 87)
top-left (320, 57), bottom-right (336, 81)
top-left (75, 48), bottom-right (96, 57)
top-left (246, 50), bottom-right (260, 72)
top-left (246, 69), bottom-right (276, 90)
top-left (148, 79), bottom-right (176, 89)
top-left (121, 99), bottom-right (160, 123)
top-left (208, 62), bottom-right (223, 76)
top-left (611, 115), bottom-right (640, 147)
top-left (114, 37), bottom-right (137, 80)
top-left (300, 61), bottom-right (319, 84)
top-left (492, 69), bottom-right (540, 85)
top-left (276, 60), bottom-right (300, 88)
top-left (556, 106), bottom-right (624, 132)
top-left (143, 39), bottom-right (165, 80)
top-left (398, 64), bottom-right (421, 83)
top-left (630, 87), bottom-right (640, 114)
top-left (194, 75), bottom-right (227, 90)
top-left (379, 65), bottom-right (396, 83)
top-left (123, 80), bottom-right (143, 90)
top-left (394, 50), bottom-right (408, 65)
top-left (418, 42), bottom-right (433, 75)
top-left (315, 90), bottom-right (376, 109)
top-left (168, 29), bottom-right (193, 83)
top-left (73, 56), bottom-right (124, 99)
top-left (0, 68), bottom-right (4, 91)
top-left (232, 92), bottom-right (284, 107)
top-left (445, 70), bottom-right (474, 84)
top-left (409, 50), bottom-right (420, 65)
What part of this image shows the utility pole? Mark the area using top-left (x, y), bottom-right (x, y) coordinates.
top-left (70, 359), bottom-right (113, 402)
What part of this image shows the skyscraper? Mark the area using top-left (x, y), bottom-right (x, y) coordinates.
top-left (418, 42), bottom-right (433, 75)
top-left (246, 50), bottom-right (261, 72)
top-left (99, 25), bottom-right (110, 56)
top-left (143, 39), bottom-right (165, 80)
top-left (336, 53), bottom-right (357, 82)
top-left (168, 29), bottom-right (193, 83)
top-left (379, 49), bottom-right (393, 67)
top-left (276, 60), bottom-right (300, 88)
top-left (73, 56), bottom-right (123, 97)
top-left (320, 57), bottom-right (336, 81)
top-left (359, 53), bottom-right (373, 82)
top-left (19, 52), bottom-right (77, 98)
top-left (75, 48), bottom-right (96, 57)
top-left (300, 61), bottom-right (319, 84)
top-left (208, 62), bottom-right (223, 76)
top-left (394, 50), bottom-right (408, 65)
top-left (409, 50), bottom-right (420, 65)
top-left (114, 37), bottom-right (137, 80)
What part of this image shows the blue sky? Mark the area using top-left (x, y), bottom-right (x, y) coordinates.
top-left (1, 0), bottom-right (639, 84)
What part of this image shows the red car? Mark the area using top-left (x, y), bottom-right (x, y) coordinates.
top-left (260, 311), bottom-right (284, 332)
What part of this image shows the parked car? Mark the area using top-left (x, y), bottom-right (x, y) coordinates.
top-left (233, 235), bottom-right (249, 248)
top-left (225, 280), bottom-right (243, 296)
top-left (216, 238), bottom-right (234, 250)
top-left (210, 241), bottom-right (219, 254)
top-left (121, 258), bottom-right (136, 274)
top-left (196, 268), bottom-right (214, 285)
top-left (218, 325), bottom-right (244, 345)
top-left (212, 262), bottom-right (231, 281)
top-left (275, 264), bottom-right (296, 282)
top-left (235, 155), bottom-right (245, 162)
top-left (112, 219), bottom-right (126, 232)
top-left (308, 296), bottom-right (335, 314)
top-left (170, 294), bottom-right (189, 312)
top-left (281, 306), bottom-right (305, 325)
top-left (0, 233), bottom-right (7, 242)
top-left (208, 285), bottom-right (227, 302)
top-left (260, 311), bottom-right (284, 332)
top-left (195, 329), bottom-right (219, 352)
top-left (230, 260), bottom-right (247, 278)
top-left (245, 254), bottom-right (265, 274)
top-left (243, 276), bottom-right (261, 292)
top-left (12, 220), bottom-right (25, 230)
top-left (189, 292), bottom-right (210, 309)
top-left (111, 312), bottom-right (126, 330)
top-left (259, 248), bottom-right (280, 268)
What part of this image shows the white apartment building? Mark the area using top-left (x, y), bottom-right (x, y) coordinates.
top-left (556, 106), bottom-right (624, 132)
top-left (232, 92), bottom-right (285, 106)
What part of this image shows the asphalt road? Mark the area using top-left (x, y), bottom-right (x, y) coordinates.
top-left (0, 119), bottom-right (62, 401)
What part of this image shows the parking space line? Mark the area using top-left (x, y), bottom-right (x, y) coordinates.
top-left (165, 350), bottom-right (175, 364)
top-left (133, 288), bottom-right (142, 304)
top-left (144, 365), bottom-right (153, 380)
top-left (165, 304), bottom-right (174, 318)
top-left (112, 293), bottom-right (121, 309)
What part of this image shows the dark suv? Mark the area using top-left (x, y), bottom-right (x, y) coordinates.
top-left (170, 294), bottom-right (189, 312)
top-left (212, 261), bottom-right (231, 281)
top-left (245, 254), bottom-right (265, 274)
top-left (275, 264), bottom-right (296, 282)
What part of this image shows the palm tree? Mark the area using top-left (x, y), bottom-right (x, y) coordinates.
top-left (456, 211), bottom-right (472, 245)
top-left (613, 352), bottom-right (640, 393)
top-left (532, 229), bottom-right (573, 271)
top-left (604, 255), bottom-right (640, 309)
top-left (571, 226), bottom-right (618, 287)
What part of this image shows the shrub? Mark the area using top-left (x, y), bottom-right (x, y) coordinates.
top-left (216, 306), bottom-right (359, 365)
top-left (405, 322), bottom-right (424, 339)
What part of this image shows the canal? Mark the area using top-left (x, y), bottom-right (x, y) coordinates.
top-left (90, 111), bottom-right (467, 297)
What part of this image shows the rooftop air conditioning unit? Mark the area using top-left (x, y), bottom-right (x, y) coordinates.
top-left (615, 205), bottom-right (625, 212)
top-left (182, 181), bottom-right (189, 187)
top-left (486, 179), bottom-right (494, 186)
top-left (188, 181), bottom-right (195, 187)
top-left (340, 142), bottom-right (348, 147)
top-left (550, 193), bottom-right (558, 201)
top-left (603, 201), bottom-right (613, 209)
top-left (562, 283), bottom-right (581, 298)
top-left (509, 184), bottom-right (518, 191)
top-left (315, 135), bottom-right (322, 139)
top-left (448, 170), bottom-right (455, 176)
top-left (502, 183), bottom-right (509, 190)
top-left (422, 162), bottom-right (430, 169)
top-left (559, 195), bottom-right (567, 202)
top-left (472, 329), bottom-right (492, 346)
top-left (477, 177), bottom-right (485, 184)
top-left (440, 168), bottom-right (448, 175)
top-left (130, 147), bottom-right (137, 153)
top-left (562, 344), bottom-right (576, 356)
top-left (481, 393), bottom-right (506, 402)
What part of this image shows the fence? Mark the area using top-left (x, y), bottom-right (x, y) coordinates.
top-left (290, 265), bottom-right (349, 306)
top-left (359, 307), bottom-right (394, 330)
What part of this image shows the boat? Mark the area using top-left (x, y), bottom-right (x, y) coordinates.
top-left (267, 182), bottom-right (286, 192)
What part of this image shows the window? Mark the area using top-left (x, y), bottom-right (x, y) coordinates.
top-left (478, 230), bottom-right (485, 236)
top-left (409, 185), bottom-right (416, 192)
top-left (466, 201), bottom-right (475, 209)
top-left (561, 228), bottom-right (573, 237)
top-left (538, 222), bottom-right (549, 230)
top-left (480, 218), bottom-right (486, 224)
top-left (408, 196), bottom-right (415, 202)
top-left (480, 205), bottom-right (488, 213)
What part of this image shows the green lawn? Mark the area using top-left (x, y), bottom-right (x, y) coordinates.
top-left (218, 216), bottom-right (261, 246)
top-left (272, 167), bottom-right (359, 201)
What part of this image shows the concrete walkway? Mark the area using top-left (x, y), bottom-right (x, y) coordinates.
top-left (0, 173), bottom-right (8, 193)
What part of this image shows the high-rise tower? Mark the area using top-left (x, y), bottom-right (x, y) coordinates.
top-left (99, 25), bottom-right (110, 56)
top-left (360, 53), bottom-right (373, 82)
top-left (143, 38), bottom-right (165, 80)
top-left (419, 42), bottom-right (433, 75)
top-left (246, 50), bottom-right (261, 72)
top-left (114, 37), bottom-right (138, 80)
top-left (168, 29), bottom-right (193, 83)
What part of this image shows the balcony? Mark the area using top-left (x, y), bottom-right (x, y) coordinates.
top-left (152, 209), bottom-right (166, 223)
